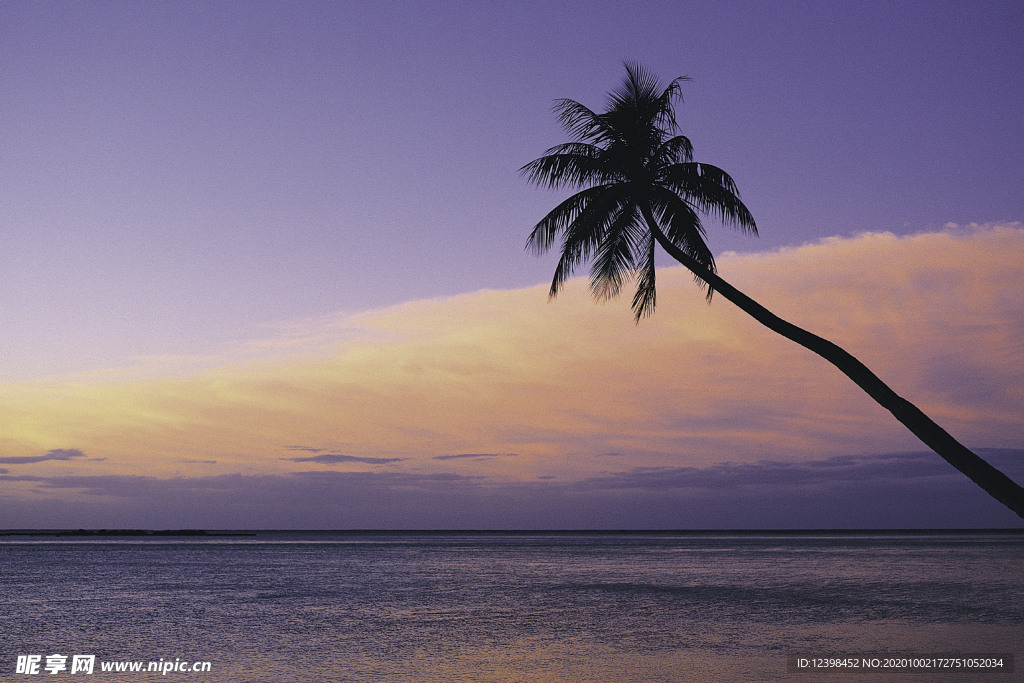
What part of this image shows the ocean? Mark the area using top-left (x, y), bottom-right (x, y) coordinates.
top-left (1, 531), bottom-right (1020, 681)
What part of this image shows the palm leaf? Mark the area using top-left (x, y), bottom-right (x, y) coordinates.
top-left (655, 135), bottom-right (694, 166)
top-left (548, 185), bottom-right (630, 295)
top-left (526, 185), bottom-right (610, 254)
top-left (553, 98), bottom-right (606, 142)
top-left (590, 201), bottom-right (643, 301)
top-left (519, 143), bottom-right (608, 189)
top-left (631, 232), bottom-right (657, 320)
top-left (650, 188), bottom-right (718, 299)
top-left (662, 163), bottom-right (757, 234)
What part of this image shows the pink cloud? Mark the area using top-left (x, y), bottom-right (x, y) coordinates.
top-left (2, 225), bottom-right (1021, 510)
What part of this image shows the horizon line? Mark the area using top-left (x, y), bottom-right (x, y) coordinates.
top-left (2, 527), bottom-right (1022, 536)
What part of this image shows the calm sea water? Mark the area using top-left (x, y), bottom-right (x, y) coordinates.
top-left (1, 531), bottom-right (1020, 682)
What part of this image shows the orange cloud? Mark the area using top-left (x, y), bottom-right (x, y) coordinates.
top-left (2, 224), bottom-right (1022, 500)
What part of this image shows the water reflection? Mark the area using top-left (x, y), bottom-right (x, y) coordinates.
top-left (2, 532), bottom-right (1020, 681)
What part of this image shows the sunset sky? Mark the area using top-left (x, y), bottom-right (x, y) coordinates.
top-left (2, 1), bottom-right (1022, 528)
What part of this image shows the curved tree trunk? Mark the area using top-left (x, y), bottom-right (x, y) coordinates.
top-left (646, 222), bottom-right (1024, 519)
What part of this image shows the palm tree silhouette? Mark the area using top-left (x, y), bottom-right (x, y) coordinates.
top-left (522, 62), bottom-right (1023, 519)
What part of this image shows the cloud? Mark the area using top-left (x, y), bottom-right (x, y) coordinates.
top-left (1, 225), bottom-right (1022, 526)
top-left (432, 453), bottom-right (516, 461)
top-left (283, 453), bottom-right (404, 465)
top-left (1, 450), bottom-right (1020, 529)
top-left (574, 450), bottom-right (1009, 492)
top-left (0, 448), bottom-right (87, 465)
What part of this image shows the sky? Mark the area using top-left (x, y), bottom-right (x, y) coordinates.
top-left (1, 1), bottom-right (1022, 528)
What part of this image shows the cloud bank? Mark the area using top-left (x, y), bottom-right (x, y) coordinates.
top-left (283, 453), bottom-right (405, 465)
top-left (1, 225), bottom-right (1022, 527)
top-left (0, 449), bottom-right (87, 465)
top-left (2, 449), bottom-right (1020, 529)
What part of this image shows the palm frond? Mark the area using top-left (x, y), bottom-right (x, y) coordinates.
top-left (590, 202), bottom-right (643, 301)
top-left (649, 76), bottom-right (689, 134)
top-left (654, 135), bottom-right (693, 166)
top-left (519, 143), bottom-right (609, 189)
top-left (526, 185), bottom-right (610, 255)
top-left (661, 163), bottom-right (757, 234)
top-left (611, 62), bottom-right (662, 109)
top-left (650, 189), bottom-right (719, 300)
top-left (553, 98), bottom-right (606, 142)
top-left (547, 185), bottom-right (631, 296)
top-left (631, 232), bottom-right (657, 320)
top-left (652, 190), bottom-right (715, 267)
top-left (610, 62), bottom-right (689, 134)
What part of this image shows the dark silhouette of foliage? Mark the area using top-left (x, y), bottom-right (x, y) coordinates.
top-left (522, 62), bottom-right (1024, 519)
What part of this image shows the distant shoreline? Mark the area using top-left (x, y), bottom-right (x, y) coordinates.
top-left (1, 528), bottom-right (1021, 537)
top-left (0, 529), bottom-right (255, 537)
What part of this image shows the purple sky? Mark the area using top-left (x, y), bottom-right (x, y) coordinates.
top-left (2, 0), bottom-right (1021, 378)
top-left (1, 1), bottom-right (1022, 528)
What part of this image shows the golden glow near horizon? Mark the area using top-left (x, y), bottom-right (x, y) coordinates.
top-left (2, 225), bottom-right (1023, 503)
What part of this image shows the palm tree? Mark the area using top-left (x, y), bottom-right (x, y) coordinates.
top-left (521, 62), bottom-right (1024, 519)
